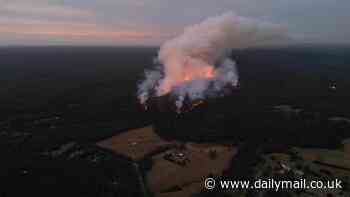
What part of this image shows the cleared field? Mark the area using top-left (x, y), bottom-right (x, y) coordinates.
top-left (157, 182), bottom-right (202, 197)
top-left (298, 148), bottom-right (350, 169)
top-left (147, 143), bottom-right (237, 195)
top-left (96, 125), bottom-right (237, 197)
top-left (96, 125), bottom-right (173, 161)
top-left (291, 147), bottom-right (350, 182)
top-left (342, 138), bottom-right (350, 153)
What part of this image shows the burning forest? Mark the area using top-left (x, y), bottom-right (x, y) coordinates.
top-left (137, 12), bottom-right (288, 113)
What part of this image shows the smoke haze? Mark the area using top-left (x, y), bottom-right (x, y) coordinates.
top-left (138, 12), bottom-right (288, 109)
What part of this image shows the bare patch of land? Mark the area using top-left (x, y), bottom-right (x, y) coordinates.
top-left (97, 126), bottom-right (173, 161)
top-left (96, 125), bottom-right (237, 197)
top-left (147, 142), bottom-right (236, 194)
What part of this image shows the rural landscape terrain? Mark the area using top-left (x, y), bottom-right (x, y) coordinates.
top-left (1, 46), bottom-right (350, 196)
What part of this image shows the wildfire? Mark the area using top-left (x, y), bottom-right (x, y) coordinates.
top-left (183, 66), bottom-right (215, 81)
top-left (160, 64), bottom-right (217, 95)
top-left (176, 100), bottom-right (206, 114)
top-left (183, 65), bottom-right (216, 82)
top-left (140, 63), bottom-right (237, 114)
top-left (191, 100), bottom-right (205, 109)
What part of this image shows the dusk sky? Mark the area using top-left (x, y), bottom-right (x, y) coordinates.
top-left (1, 0), bottom-right (349, 46)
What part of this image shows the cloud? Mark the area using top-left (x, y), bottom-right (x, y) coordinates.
top-left (1, 2), bottom-right (94, 19)
top-left (0, 0), bottom-right (350, 45)
top-left (0, 1), bottom-right (169, 45)
top-left (0, 21), bottom-right (167, 45)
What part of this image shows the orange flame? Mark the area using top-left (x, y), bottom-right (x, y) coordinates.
top-left (177, 100), bottom-right (205, 114)
top-left (192, 100), bottom-right (204, 108)
top-left (161, 65), bottom-right (217, 95)
top-left (183, 66), bottom-right (216, 82)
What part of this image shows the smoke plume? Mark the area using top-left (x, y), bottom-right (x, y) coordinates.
top-left (138, 12), bottom-right (287, 109)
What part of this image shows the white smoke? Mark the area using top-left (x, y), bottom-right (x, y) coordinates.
top-left (138, 12), bottom-right (288, 109)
